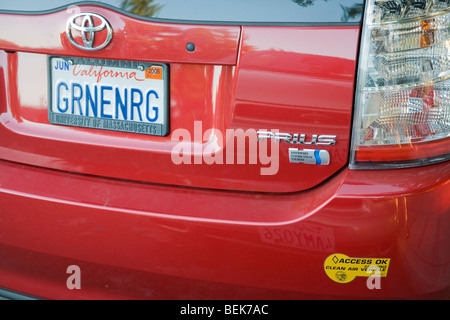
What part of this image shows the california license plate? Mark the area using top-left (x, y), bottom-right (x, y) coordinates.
top-left (48, 56), bottom-right (169, 136)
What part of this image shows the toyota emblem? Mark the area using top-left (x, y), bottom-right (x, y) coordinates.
top-left (66, 13), bottom-right (113, 51)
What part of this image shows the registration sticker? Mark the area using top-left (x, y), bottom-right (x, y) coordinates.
top-left (48, 56), bottom-right (169, 136)
top-left (324, 253), bottom-right (390, 283)
top-left (145, 66), bottom-right (164, 80)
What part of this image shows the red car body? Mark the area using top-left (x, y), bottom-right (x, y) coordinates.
top-left (0, 1), bottom-right (448, 300)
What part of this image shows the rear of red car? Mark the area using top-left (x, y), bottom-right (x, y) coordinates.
top-left (0, 0), bottom-right (448, 299)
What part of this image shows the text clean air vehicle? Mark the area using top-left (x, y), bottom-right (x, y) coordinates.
top-left (0, 0), bottom-right (448, 300)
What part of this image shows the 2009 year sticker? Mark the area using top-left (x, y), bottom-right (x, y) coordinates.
top-left (324, 253), bottom-right (390, 283)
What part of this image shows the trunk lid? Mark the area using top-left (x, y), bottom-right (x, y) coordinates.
top-left (0, 1), bottom-right (362, 193)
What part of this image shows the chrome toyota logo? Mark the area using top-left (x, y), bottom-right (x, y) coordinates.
top-left (66, 13), bottom-right (113, 51)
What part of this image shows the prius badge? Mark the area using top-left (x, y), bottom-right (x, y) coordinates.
top-left (66, 13), bottom-right (113, 51)
top-left (257, 130), bottom-right (336, 166)
top-left (257, 131), bottom-right (337, 145)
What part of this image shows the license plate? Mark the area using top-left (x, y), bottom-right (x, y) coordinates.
top-left (48, 56), bottom-right (169, 136)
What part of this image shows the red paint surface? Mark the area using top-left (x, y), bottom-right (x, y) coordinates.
top-left (0, 5), bottom-right (448, 299)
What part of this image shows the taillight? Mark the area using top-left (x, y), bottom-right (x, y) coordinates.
top-left (350, 0), bottom-right (449, 168)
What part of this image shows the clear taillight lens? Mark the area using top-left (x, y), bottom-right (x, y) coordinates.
top-left (350, 0), bottom-right (450, 168)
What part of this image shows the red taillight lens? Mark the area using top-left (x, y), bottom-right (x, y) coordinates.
top-left (355, 137), bottom-right (450, 162)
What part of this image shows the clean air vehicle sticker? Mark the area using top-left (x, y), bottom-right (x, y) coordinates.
top-left (324, 254), bottom-right (390, 283)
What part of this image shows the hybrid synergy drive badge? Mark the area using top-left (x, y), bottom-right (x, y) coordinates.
top-left (289, 148), bottom-right (330, 165)
top-left (324, 254), bottom-right (391, 284)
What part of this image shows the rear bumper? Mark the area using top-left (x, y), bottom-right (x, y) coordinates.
top-left (0, 159), bottom-right (448, 299)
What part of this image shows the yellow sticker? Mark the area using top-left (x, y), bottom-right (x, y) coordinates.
top-left (324, 253), bottom-right (390, 283)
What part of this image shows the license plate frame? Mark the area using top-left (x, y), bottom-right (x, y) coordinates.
top-left (48, 56), bottom-right (169, 136)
